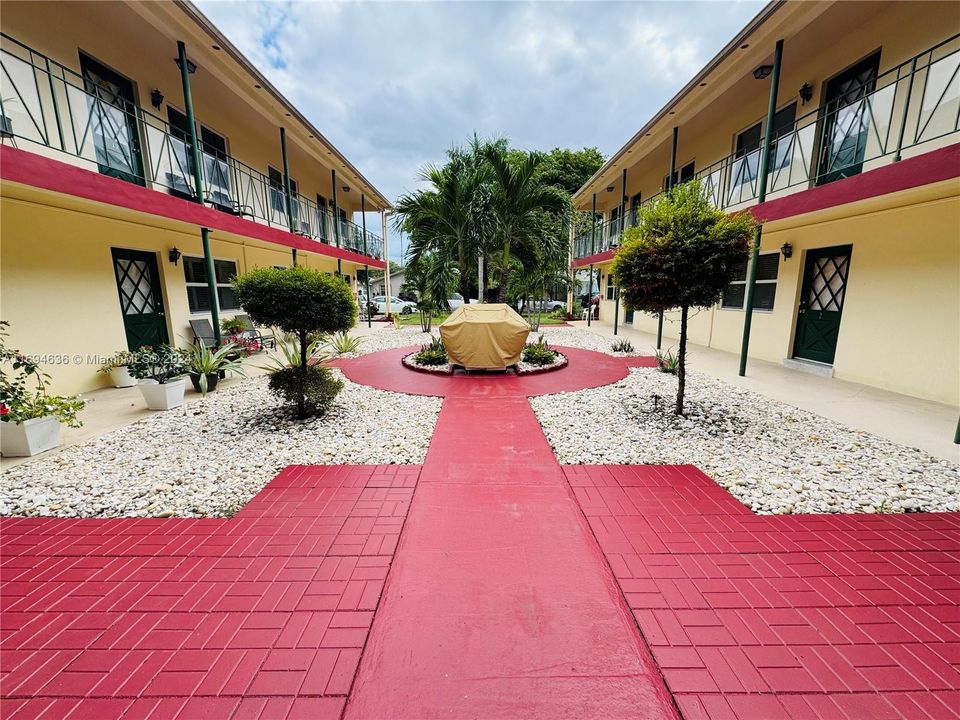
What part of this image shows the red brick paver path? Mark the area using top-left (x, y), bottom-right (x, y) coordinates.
top-left (1, 465), bottom-right (418, 719)
top-left (565, 464), bottom-right (960, 720)
top-left (3, 342), bottom-right (959, 719)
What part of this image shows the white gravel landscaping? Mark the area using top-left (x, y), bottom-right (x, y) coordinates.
top-left (0, 371), bottom-right (440, 519)
top-left (531, 367), bottom-right (960, 515)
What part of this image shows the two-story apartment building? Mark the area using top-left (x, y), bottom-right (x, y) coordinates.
top-left (0, 0), bottom-right (390, 394)
top-left (571, 0), bottom-right (959, 405)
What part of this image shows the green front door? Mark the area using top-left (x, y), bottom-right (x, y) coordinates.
top-left (793, 245), bottom-right (852, 365)
top-left (111, 248), bottom-right (169, 350)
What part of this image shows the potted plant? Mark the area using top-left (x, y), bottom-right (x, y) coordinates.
top-left (221, 317), bottom-right (247, 336)
top-left (128, 345), bottom-right (190, 410)
top-left (1, 321), bottom-right (85, 457)
top-left (188, 342), bottom-right (245, 395)
top-left (97, 350), bottom-right (137, 388)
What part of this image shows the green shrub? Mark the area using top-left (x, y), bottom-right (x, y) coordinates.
top-left (522, 334), bottom-right (557, 366)
top-left (268, 364), bottom-right (343, 417)
top-left (330, 331), bottom-right (363, 355)
top-left (611, 338), bottom-right (634, 353)
top-left (413, 336), bottom-right (448, 366)
top-left (655, 348), bottom-right (679, 374)
top-left (233, 267), bottom-right (355, 418)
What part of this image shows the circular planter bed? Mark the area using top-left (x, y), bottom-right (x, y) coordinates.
top-left (402, 353), bottom-right (454, 375)
top-left (516, 352), bottom-right (568, 375)
top-left (401, 352), bottom-right (567, 375)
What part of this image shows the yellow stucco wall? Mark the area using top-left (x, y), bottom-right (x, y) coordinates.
top-left (600, 183), bottom-right (959, 405)
top-left (1, 1), bottom-right (367, 214)
top-left (578, 1), bottom-right (959, 216)
top-left (0, 194), bottom-right (366, 395)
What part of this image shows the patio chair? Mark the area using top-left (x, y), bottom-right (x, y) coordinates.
top-left (235, 314), bottom-right (276, 349)
top-left (189, 318), bottom-right (217, 348)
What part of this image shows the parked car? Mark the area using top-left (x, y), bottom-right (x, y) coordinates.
top-left (521, 299), bottom-right (566, 312)
top-left (446, 293), bottom-right (479, 309)
top-left (373, 295), bottom-right (415, 315)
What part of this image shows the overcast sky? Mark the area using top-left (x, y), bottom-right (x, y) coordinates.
top-left (197, 0), bottom-right (764, 262)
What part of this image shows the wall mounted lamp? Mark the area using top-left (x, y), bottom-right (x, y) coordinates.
top-left (753, 64), bottom-right (773, 80)
top-left (174, 56), bottom-right (197, 74)
top-left (150, 89), bottom-right (164, 110)
top-left (799, 83), bottom-right (813, 105)
top-left (168, 247), bottom-right (182, 266)
top-left (780, 242), bottom-right (793, 260)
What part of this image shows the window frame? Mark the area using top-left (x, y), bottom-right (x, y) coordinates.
top-left (183, 255), bottom-right (241, 314)
top-left (720, 251), bottom-right (780, 312)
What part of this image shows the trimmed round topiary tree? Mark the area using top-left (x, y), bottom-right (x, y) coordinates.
top-left (612, 181), bottom-right (756, 415)
top-left (233, 266), bottom-right (356, 418)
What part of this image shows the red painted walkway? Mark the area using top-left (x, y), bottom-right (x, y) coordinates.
top-left (344, 391), bottom-right (678, 719)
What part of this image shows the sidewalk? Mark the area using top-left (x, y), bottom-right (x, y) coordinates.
top-left (572, 321), bottom-right (959, 462)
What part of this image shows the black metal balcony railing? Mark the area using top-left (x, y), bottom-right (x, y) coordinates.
top-left (574, 33), bottom-right (960, 259)
top-left (0, 33), bottom-right (384, 261)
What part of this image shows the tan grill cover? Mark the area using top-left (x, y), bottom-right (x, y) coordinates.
top-left (439, 304), bottom-right (530, 369)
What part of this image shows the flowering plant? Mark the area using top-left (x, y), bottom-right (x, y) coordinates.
top-left (0, 321), bottom-right (85, 427)
top-left (224, 334), bottom-right (261, 355)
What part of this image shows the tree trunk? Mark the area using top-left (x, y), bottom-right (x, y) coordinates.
top-left (298, 329), bottom-right (308, 419)
top-left (676, 305), bottom-right (688, 416)
top-left (496, 239), bottom-right (511, 303)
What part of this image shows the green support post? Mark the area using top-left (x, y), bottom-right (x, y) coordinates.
top-left (893, 57), bottom-right (918, 163)
top-left (177, 40), bottom-right (220, 346)
top-left (955, 415), bottom-right (960, 444)
top-left (331, 169), bottom-right (340, 248)
top-left (361, 194), bottom-right (372, 328)
top-left (739, 38), bottom-right (784, 377)
top-left (279, 127), bottom-right (296, 269)
top-left (587, 193), bottom-right (597, 327)
top-left (291, 248), bottom-right (297, 267)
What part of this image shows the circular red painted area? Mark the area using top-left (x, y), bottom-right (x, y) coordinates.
top-left (328, 346), bottom-right (657, 398)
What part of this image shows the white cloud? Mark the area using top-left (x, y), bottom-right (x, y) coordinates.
top-left (196, 0), bottom-right (764, 261)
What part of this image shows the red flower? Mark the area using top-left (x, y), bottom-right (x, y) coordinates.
top-left (0, 404), bottom-right (9, 416)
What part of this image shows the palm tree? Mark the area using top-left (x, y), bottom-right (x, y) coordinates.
top-left (394, 140), bottom-right (492, 306)
top-left (482, 145), bottom-right (569, 302)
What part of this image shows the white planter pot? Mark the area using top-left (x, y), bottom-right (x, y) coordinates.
top-left (1, 415), bottom-right (62, 457)
top-left (138, 378), bottom-right (187, 410)
top-left (109, 366), bottom-right (137, 388)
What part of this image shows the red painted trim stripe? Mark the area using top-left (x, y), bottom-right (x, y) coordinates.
top-left (571, 248), bottom-right (615, 269)
top-left (0, 145), bottom-right (387, 269)
top-left (753, 141), bottom-right (960, 223)
top-left (570, 142), bottom-right (960, 269)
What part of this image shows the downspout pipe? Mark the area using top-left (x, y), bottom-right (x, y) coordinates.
top-left (331, 169), bottom-right (341, 249)
top-left (614, 168), bottom-right (626, 336)
top-left (280, 127), bottom-right (297, 266)
top-left (588, 193), bottom-right (597, 327)
top-left (177, 40), bottom-right (220, 346)
top-left (659, 126), bottom-right (679, 350)
top-left (739, 38), bottom-right (784, 377)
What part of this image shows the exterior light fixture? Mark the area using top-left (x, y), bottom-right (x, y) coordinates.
top-left (799, 83), bottom-right (813, 105)
top-left (168, 247), bottom-right (182, 266)
top-left (175, 56), bottom-right (197, 74)
top-left (780, 242), bottom-right (793, 260)
top-left (753, 64), bottom-right (774, 80)
top-left (150, 89), bottom-right (164, 110)
top-left (342, 185), bottom-right (351, 193)
top-left (606, 186), bottom-right (614, 192)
